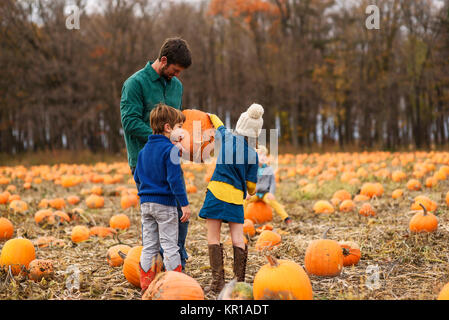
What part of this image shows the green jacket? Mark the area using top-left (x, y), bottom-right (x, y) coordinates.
top-left (120, 61), bottom-right (183, 168)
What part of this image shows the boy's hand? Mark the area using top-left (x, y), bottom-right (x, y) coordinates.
top-left (180, 205), bottom-right (191, 223)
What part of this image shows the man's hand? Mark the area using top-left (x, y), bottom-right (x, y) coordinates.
top-left (180, 205), bottom-right (191, 223)
top-left (245, 194), bottom-right (252, 200)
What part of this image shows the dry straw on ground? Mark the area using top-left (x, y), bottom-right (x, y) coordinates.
top-left (1, 158), bottom-right (449, 300)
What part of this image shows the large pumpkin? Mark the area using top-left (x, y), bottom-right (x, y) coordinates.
top-left (438, 282), bottom-right (449, 300)
top-left (180, 109), bottom-right (215, 163)
top-left (122, 246), bottom-right (143, 288)
top-left (244, 200), bottom-right (273, 224)
top-left (0, 238), bottom-right (36, 275)
top-left (304, 230), bottom-right (343, 277)
top-left (253, 256), bottom-right (313, 300)
top-left (142, 270), bottom-right (204, 300)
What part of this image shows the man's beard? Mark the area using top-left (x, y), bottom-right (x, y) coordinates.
top-left (161, 65), bottom-right (172, 81)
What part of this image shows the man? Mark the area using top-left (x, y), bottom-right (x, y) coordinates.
top-left (120, 37), bottom-right (192, 272)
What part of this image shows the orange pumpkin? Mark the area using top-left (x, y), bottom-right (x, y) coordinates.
top-left (255, 230), bottom-right (281, 251)
top-left (244, 200), bottom-right (273, 224)
top-left (142, 270), bottom-right (204, 300)
top-left (409, 203), bottom-right (438, 233)
top-left (406, 179), bottom-right (422, 191)
top-left (53, 211), bottom-right (71, 223)
top-left (120, 194), bottom-right (138, 210)
top-left (28, 259), bottom-right (54, 282)
top-left (71, 226), bottom-right (90, 243)
top-left (9, 199), bottom-right (28, 214)
top-left (243, 219), bottom-right (255, 237)
top-left (34, 209), bottom-right (55, 225)
top-left (360, 182), bottom-right (383, 198)
top-left (86, 194), bottom-right (104, 209)
top-left (359, 203), bottom-right (376, 217)
top-left (392, 189), bottom-right (403, 199)
top-left (353, 194), bottom-right (370, 202)
top-left (304, 230), bottom-right (343, 277)
top-left (313, 200), bottom-right (334, 214)
top-left (109, 214), bottom-right (131, 230)
top-left (67, 195), bottom-right (81, 205)
top-left (122, 246), bottom-right (143, 288)
top-left (0, 238), bottom-right (36, 275)
top-left (38, 198), bottom-right (49, 209)
top-left (107, 244), bottom-right (131, 267)
top-left (49, 198), bottom-right (66, 210)
top-left (0, 191), bottom-right (10, 204)
top-left (410, 195), bottom-right (437, 212)
top-left (332, 190), bottom-right (352, 202)
top-left (256, 223), bottom-right (274, 234)
top-left (90, 226), bottom-right (116, 238)
top-left (180, 109), bottom-right (215, 163)
top-left (253, 255), bottom-right (313, 300)
top-left (186, 184), bottom-right (198, 194)
top-left (339, 200), bottom-right (355, 213)
top-left (0, 217), bottom-right (14, 241)
top-left (339, 241), bottom-right (361, 267)
top-left (438, 282), bottom-right (449, 300)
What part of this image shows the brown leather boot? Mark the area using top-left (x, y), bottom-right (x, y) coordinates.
top-left (204, 244), bottom-right (225, 293)
top-left (233, 245), bottom-right (248, 282)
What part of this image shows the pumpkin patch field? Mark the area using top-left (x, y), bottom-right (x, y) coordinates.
top-left (2, 151), bottom-right (449, 300)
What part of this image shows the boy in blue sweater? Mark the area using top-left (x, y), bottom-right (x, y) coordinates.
top-left (134, 104), bottom-right (191, 293)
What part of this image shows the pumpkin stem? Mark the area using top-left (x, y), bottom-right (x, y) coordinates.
top-left (342, 247), bottom-right (359, 257)
top-left (322, 227), bottom-right (332, 239)
top-left (266, 255), bottom-right (279, 267)
top-left (117, 250), bottom-right (127, 260)
top-left (419, 203), bottom-right (427, 216)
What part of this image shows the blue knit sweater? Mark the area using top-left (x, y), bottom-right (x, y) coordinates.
top-left (134, 135), bottom-right (189, 207)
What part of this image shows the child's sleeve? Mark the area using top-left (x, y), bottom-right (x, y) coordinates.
top-left (133, 155), bottom-right (141, 187)
top-left (246, 153), bottom-right (259, 195)
top-left (246, 181), bottom-right (256, 196)
top-left (133, 168), bottom-right (140, 186)
top-left (209, 114), bottom-right (224, 129)
top-left (166, 146), bottom-right (189, 207)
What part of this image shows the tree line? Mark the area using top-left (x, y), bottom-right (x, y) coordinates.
top-left (1, 0), bottom-right (449, 155)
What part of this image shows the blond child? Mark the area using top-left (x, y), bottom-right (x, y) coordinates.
top-left (244, 146), bottom-right (291, 225)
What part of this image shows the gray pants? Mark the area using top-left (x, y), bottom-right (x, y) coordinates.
top-left (140, 202), bottom-right (180, 271)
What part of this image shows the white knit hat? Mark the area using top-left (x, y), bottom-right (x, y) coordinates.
top-left (235, 103), bottom-right (264, 138)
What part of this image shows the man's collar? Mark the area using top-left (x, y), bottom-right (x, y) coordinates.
top-left (145, 61), bottom-right (161, 82)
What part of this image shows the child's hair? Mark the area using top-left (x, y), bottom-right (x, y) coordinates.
top-left (150, 103), bottom-right (186, 134)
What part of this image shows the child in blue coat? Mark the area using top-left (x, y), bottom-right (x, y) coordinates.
top-left (199, 103), bottom-right (263, 293)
